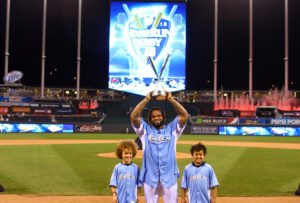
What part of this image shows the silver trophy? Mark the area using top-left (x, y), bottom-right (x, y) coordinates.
top-left (147, 54), bottom-right (170, 100)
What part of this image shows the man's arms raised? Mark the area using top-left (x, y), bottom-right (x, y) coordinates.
top-left (130, 93), bottom-right (151, 128)
top-left (166, 92), bottom-right (189, 128)
top-left (130, 91), bottom-right (189, 129)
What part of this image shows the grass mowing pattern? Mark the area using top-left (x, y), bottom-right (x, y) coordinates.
top-left (206, 146), bottom-right (300, 196)
top-left (0, 133), bottom-right (299, 196)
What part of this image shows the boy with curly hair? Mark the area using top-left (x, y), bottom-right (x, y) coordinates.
top-left (109, 140), bottom-right (142, 203)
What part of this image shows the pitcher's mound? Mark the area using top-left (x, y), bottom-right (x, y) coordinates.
top-left (98, 150), bottom-right (191, 159)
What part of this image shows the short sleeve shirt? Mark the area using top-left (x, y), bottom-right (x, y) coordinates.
top-left (109, 163), bottom-right (141, 203)
top-left (132, 117), bottom-right (186, 187)
top-left (181, 162), bottom-right (219, 203)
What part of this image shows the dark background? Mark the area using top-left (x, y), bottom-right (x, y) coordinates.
top-left (0, 0), bottom-right (299, 90)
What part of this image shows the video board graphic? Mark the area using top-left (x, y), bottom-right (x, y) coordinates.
top-left (219, 126), bottom-right (300, 136)
top-left (0, 123), bottom-right (74, 133)
top-left (109, 1), bottom-right (186, 96)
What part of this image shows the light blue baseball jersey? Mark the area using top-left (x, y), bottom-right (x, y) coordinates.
top-left (109, 163), bottom-right (142, 203)
top-left (181, 162), bottom-right (219, 203)
top-left (132, 117), bottom-right (186, 187)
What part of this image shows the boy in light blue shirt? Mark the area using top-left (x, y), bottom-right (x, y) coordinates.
top-left (109, 140), bottom-right (142, 203)
top-left (181, 142), bottom-right (219, 203)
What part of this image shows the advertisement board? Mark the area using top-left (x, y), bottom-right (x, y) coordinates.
top-left (33, 109), bottom-right (52, 114)
top-left (216, 109), bottom-right (240, 117)
top-left (239, 118), bottom-right (268, 124)
top-left (0, 107), bottom-right (9, 115)
top-left (56, 108), bottom-right (74, 114)
top-left (75, 125), bottom-right (102, 132)
top-left (12, 107), bottom-right (31, 113)
top-left (0, 123), bottom-right (73, 133)
top-left (239, 111), bottom-right (256, 117)
top-left (270, 118), bottom-right (300, 125)
top-left (0, 96), bottom-right (32, 103)
top-left (191, 126), bottom-right (218, 134)
top-left (219, 126), bottom-right (300, 136)
top-left (283, 111), bottom-right (300, 118)
top-left (3, 71), bottom-right (23, 83)
top-left (197, 118), bottom-right (228, 125)
top-left (40, 104), bottom-right (60, 108)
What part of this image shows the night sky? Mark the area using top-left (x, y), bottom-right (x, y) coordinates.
top-left (0, 0), bottom-right (299, 91)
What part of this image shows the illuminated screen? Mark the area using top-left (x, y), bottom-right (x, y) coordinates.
top-left (0, 123), bottom-right (74, 133)
top-left (219, 126), bottom-right (300, 136)
top-left (109, 1), bottom-right (186, 96)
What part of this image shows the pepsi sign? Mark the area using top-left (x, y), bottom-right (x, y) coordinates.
top-left (3, 71), bottom-right (23, 83)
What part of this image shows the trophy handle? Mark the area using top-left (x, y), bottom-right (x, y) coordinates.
top-left (147, 56), bottom-right (159, 78)
top-left (155, 53), bottom-right (170, 91)
top-left (158, 54), bottom-right (170, 79)
top-left (148, 54), bottom-right (170, 100)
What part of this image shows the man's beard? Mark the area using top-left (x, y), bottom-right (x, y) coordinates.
top-left (151, 121), bottom-right (163, 129)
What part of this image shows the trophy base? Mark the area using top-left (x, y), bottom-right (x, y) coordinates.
top-left (151, 90), bottom-right (167, 100)
top-left (152, 95), bottom-right (167, 100)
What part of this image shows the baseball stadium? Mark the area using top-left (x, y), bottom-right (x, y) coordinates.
top-left (0, 0), bottom-right (300, 203)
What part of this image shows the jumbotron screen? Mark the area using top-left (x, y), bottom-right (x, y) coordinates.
top-left (109, 1), bottom-right (186, 96)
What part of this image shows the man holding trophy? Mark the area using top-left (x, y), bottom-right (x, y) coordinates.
top-left (130, 55), bottom-right (189, 203)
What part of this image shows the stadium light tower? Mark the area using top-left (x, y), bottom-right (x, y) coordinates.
top-left (284, 0), bottom-right (289, 94)
top-left (213, 0), bottom-right (218, 102)
top-left (41, 0), bottom-right (47, 98)
top-left (4, 0), bottom-right (11, 77)
top-left (76, 0), bottom-right (83, 100)
top-left (249, 0), bottom-right (253, 100)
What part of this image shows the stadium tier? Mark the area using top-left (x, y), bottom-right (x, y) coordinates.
top-left (1, 85), bottom-right (300, 126)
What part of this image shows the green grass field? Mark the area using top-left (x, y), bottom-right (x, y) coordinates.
top-left (0, 133), bottom-right (300, 196)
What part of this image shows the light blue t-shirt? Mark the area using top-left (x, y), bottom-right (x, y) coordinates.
top-left (132, 117), bottom-right (186, 187)
top-left (181, 162), bottom-right (219, 203)
top-left (109, 163), bottom-right (142, 203)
